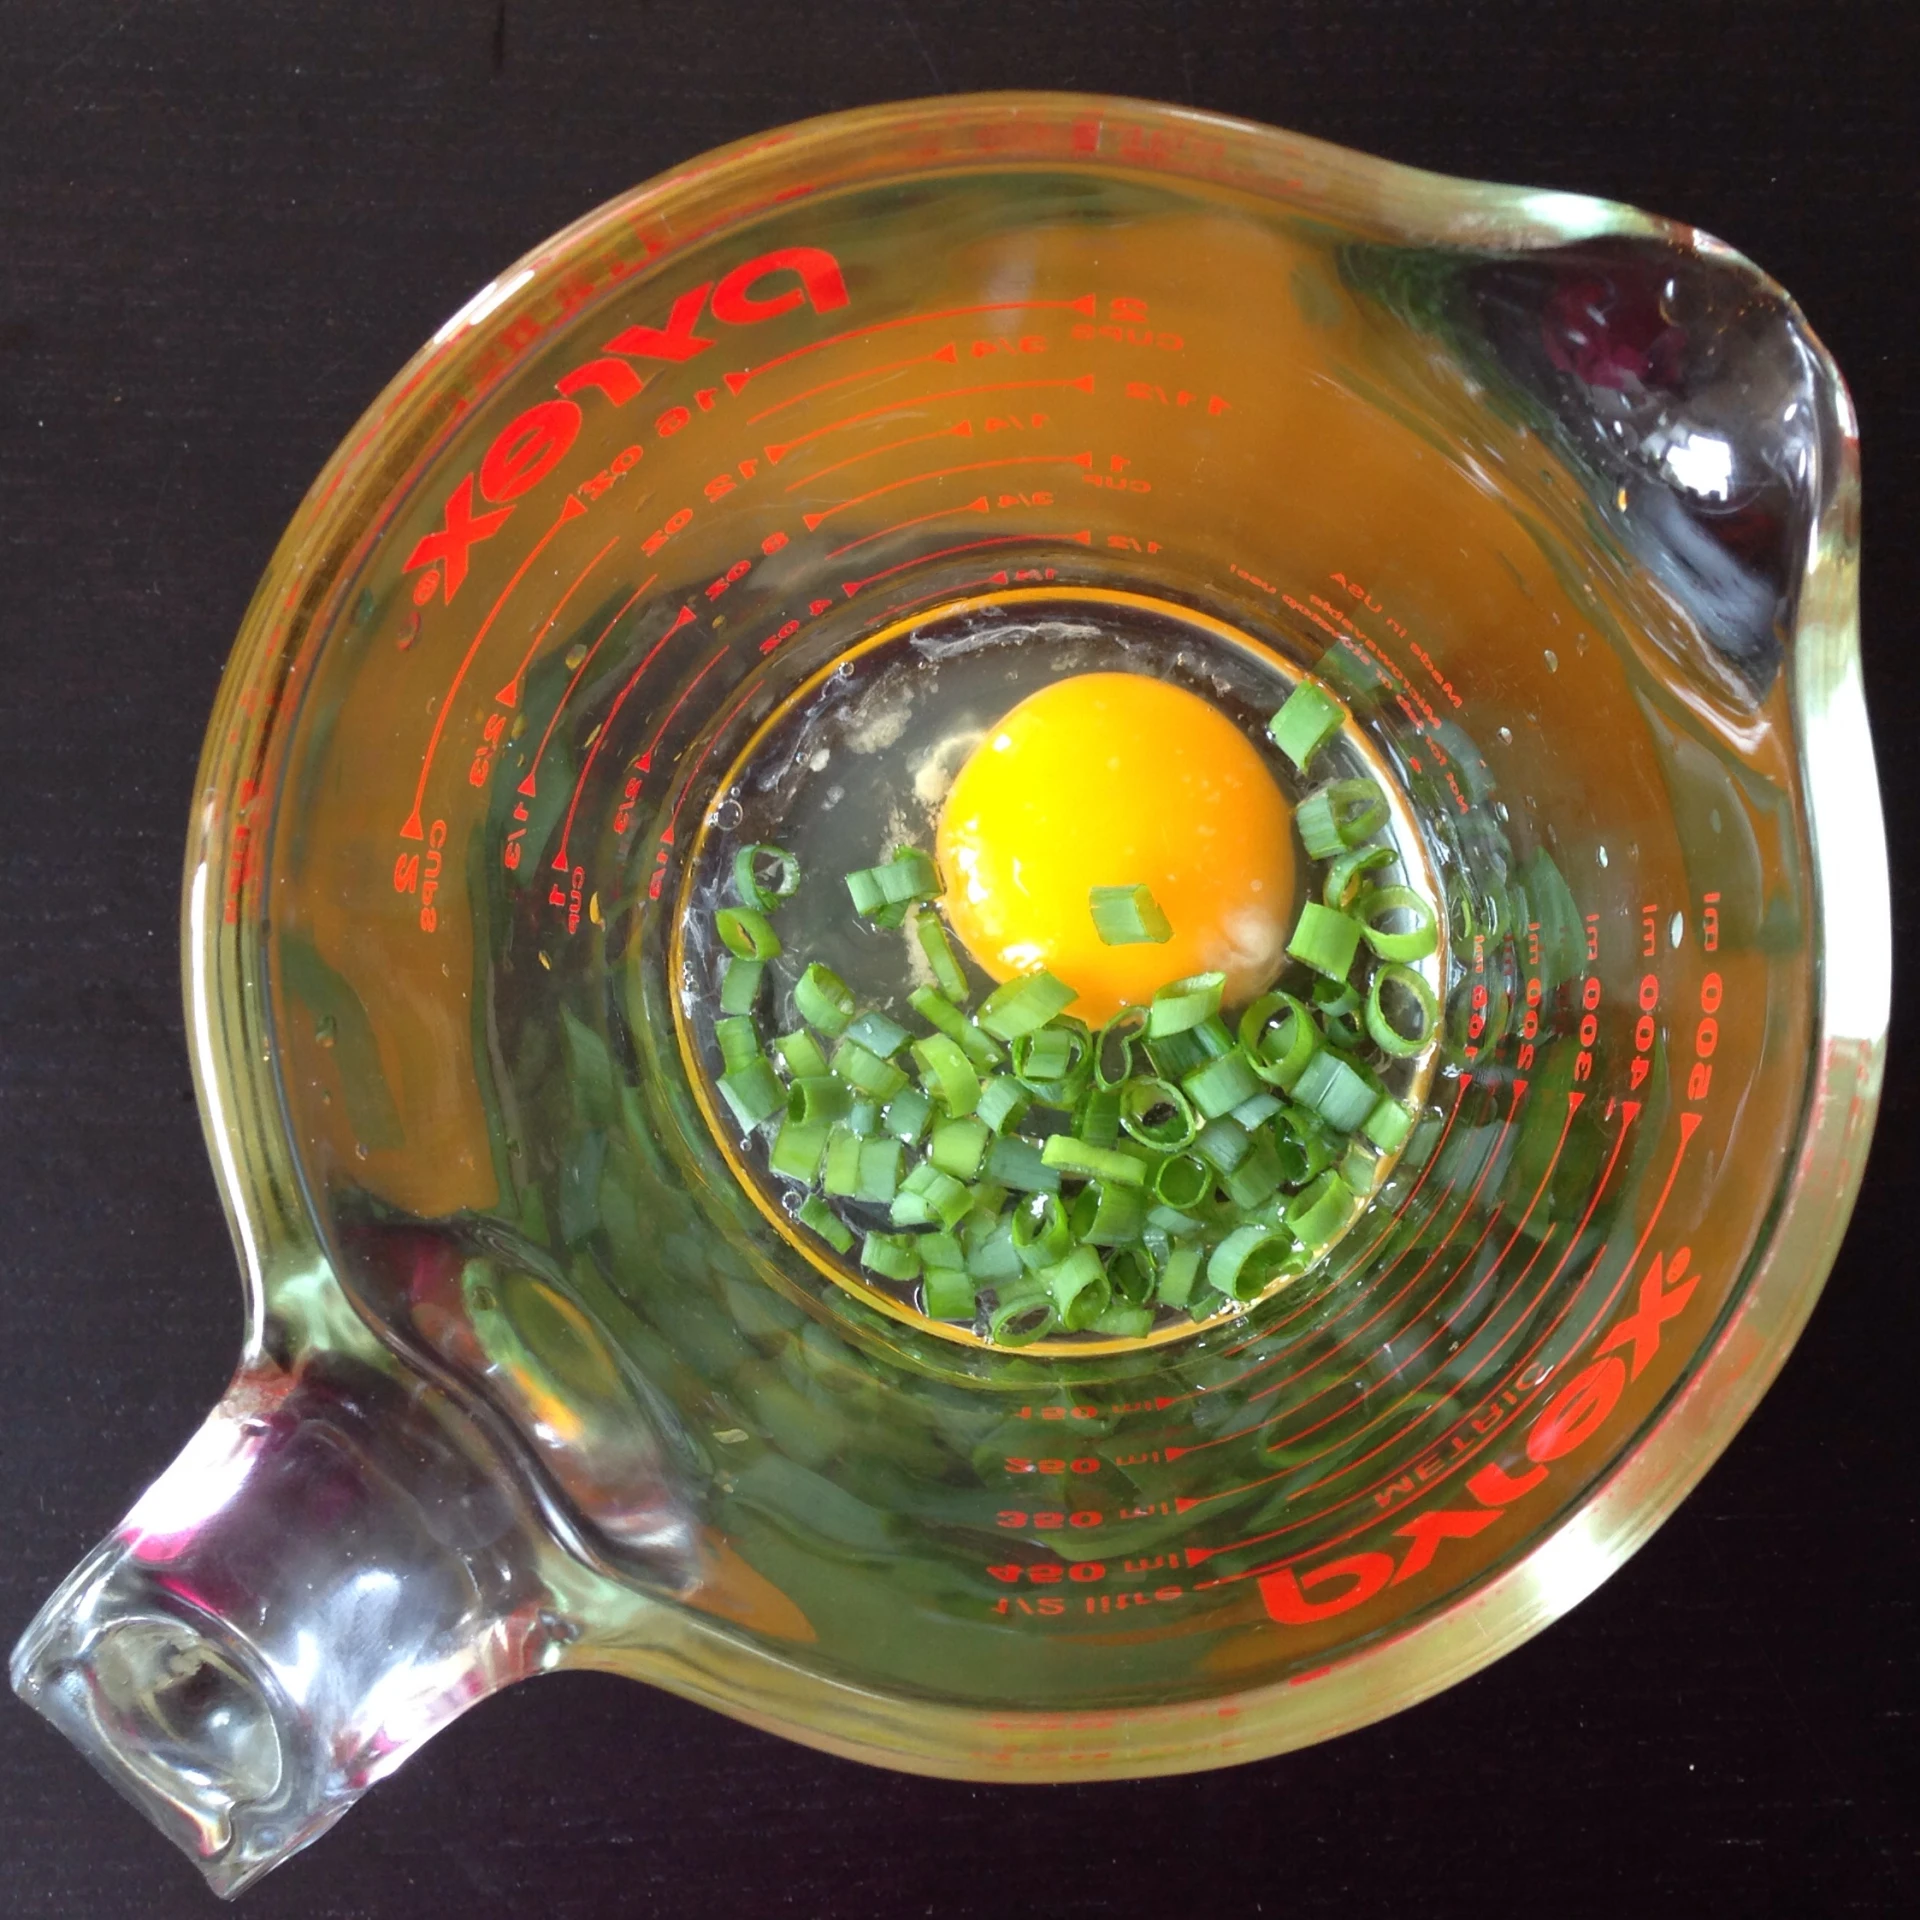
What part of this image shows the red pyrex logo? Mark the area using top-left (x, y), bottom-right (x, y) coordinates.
top-left (1260, 1243), bottom-right (1699, 1624)
top-left (404, 246), bottom-right (849, 603)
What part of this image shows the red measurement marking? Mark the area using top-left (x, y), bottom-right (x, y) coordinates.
top-left (790, 421), bottom-right (974, 490)
top-left (517, 573), bottom-right (656, 800)
top-left (744, 343), bottom-right (959, 425)
top-left (635, 642), bottom-right (728, 776)
top-left (804, 452), bottom-right (1093, 531)
top-left (840, 531), bottom-right (1091, 598)
top-left (826, 496), bottom-right (989, 560)
top-left (400, 496), bottom-right (585, 840)
top-left (766, 375), bottom-right (1094, 464)
top-left (657, 677), bottom-right (759, 845)
top-left (723, 295), bottom-right (1096, 396)
top-left (494, 535), bottom-right (620, 708)
top-left (548, 603), bottom-right (696, 870)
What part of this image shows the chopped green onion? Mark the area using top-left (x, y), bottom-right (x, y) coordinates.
top-left (1366, 962), bottom-right (1440, 1057)
top-left (1120, 1076), bottom-right (1197, 1149)
top-left (1268, 680), bottom-right (1346, 772)
top-left (1286, 1169), bottom-right (1354, 1246)
top-left (845, 1008), bottom-right (910, 1058)
top-left (976, 1075), bottom-right (1032, 1136)
top-left (794, 962), bottom-right (855, 1035)
top-left (1011, 1192), bottom-right (1072, 1269)
top-left (891, 1162), bottom-right (972, 1231)
top-left (1096, 1006), bottom-right (1150, 1088)
top-left (1193, 1115), bottom-right (1252, 1175)
top-left (797, 1194), bottom-right (854, 1255)
top-left (1287, 901), bottom-right (1362, 980)
top-left (1144, 1024), bottom-right (1210, 1078)
top-left (908, 985), bottom-right (1002, 1068)
top-left (1363, 1097), bottom-right (1416, 1152)
top-left (977, 969), bottom-right (1077, 1041)
top-left (1182, 1049), bottom-right (1262, 1120)
top-left (715, 906), bottom-right (781, 959)
top-left (1208, 1223), bottom-right (1299, 1301)
top-left (1157, 1244), bottom-right (1202, 1308)
top-left (768, 1112), bottom-right (829, 1182)
top-left (1146, 1203), bottom-right (1205, 1238)
top-left (985, 1135), bottom-right (1061, 1193)
top-left (1239, 990), bottom-right (1320, 1090)
top-left (1013, 1027), bottom-right (1076, 1083)
top-left (881, 1086), bottom-right (933, 1144)
top-left (717, 1057), bottom-right (783, 1131)
top-left (965, 1219), bottom-right (1023, 1283)
top-left (1230, 1090), bottom-right (1284, 1130)
top-left (831, 1037), bottom-right (910, 1100)
top-left (1222, 1135), bottom-right (1282, 1209)
top-left (786, 1075), bottom-right (851, 1127)
top-left (1295, 779), bottom-right (1391, 860)
top-left (1324, 842), bottom-right (1396, 910)
top-left (771, 1029), bottom-right (829, 1079)
top-left (1043, 1246), bottom-right (1110, 1330)
top-left (845, 1097), bottom-right (881, 1138)
top-left (1108, 1246), bottom-right (1156, 1306)
top-left (1340, 1138), bottom-right (1382, 1194)
top-left (732, 844), bottom-right (801, 911)
top-left (1073, 1180), bottom-right (1148, 1247)
top-left (1292, 1051), bottom-right (1379, 1132)
top-left (988, 1289), bottom-right (1057, 1346)
top-left (1089, 883), bottom-right (1173, 946)
top-left (911, 1034), bottom-right (981, 1117)
top-left (1091, 1303), bottom-right (1154, 1339)
top-left (921, 1229), bottom-right (966, 1271)
top-left (1148, 971), bottom-right (1225, 1036)
top-left (1076, 1082), bottom-right (1123, 1150)
top-left (929, 1116), bottom-right (990, 1180)
top-left (1356, 885), bottom-right (1439, 962)
top-left (1152, 1153), bottom-right (1212, 1213)
top-left (845, 848), bottom-right (940, 918)
top-left (1280, 1103), bottom-right (1338, 1180)
top-left (1040, 1135), bottom-right (1149, 1186)
top-left (718, 956), bottom-right (765, 1015)
top-left (923, 1265), bottom-right (978, 1321)
top-left (822, 1126), bottom-right (864, 1196)
top-left (854, 1137), bottom-right (904, 1203)
top-left (861, 1230), bottom-right (922, 1281)
top-left (911, 905), bottom-right (970, 1001)
top-left (715, 1015), bottom-right (761, 1073)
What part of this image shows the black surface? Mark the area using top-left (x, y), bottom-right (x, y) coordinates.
top-left (1, 4), bottom-right (1914, 1915)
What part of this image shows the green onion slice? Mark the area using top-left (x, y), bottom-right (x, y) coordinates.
top-left (1292, 1050), bottom-right (1379, 1133)
top-left (908, 985), bottom-right (1002, 1068)
top-left (786, 1075), bottom-right (851, 1126)
top-left (844, 1008), bottom-right (910, 1058)
top-left (977, 969), bottom-right (1077, 1041)
top-left (1108, 1246), bottom-right (1156, 1306)
top-left (1147, 971), bottom-right (1226, 1037)
top-left (1356, 885), bottom-right (1439, 962)
top-left (845, 848), bottom-right (940, 918)
top-left (1011, 1191), bottom-right (1072, 1269)
top-left (1157, 1243), bottom-right (1202, 1308)
top-left (1095, 1006), bottom-right (1150, 1088)
top-left (1119, 1075), bottom-right (1196, 1150)
top-left (1268, 681), bottom-right (1346, 772)
top-left (715, 906), bottom-right (781, 959)
top-left (794, 962), bottom-right (855, 1036)
top-left (1286, 1169), bottom-right (1354, 1247)
top-left (854, 1138), bottom-right (903, 1204)
top-left (1207, 1224), bottom-right (1299, 1302)
top-left (911, 1033), bottom-right (981, 1117)
top-left (861, 1230), bottom-right (922, 1281)
top-left (1287, 900), bottom-right (1362, 980)
top-left (929, 1116), bottom-right (990, 1180)
top-left (1089, 883), bottom-right (1173, 946)
top-left (1238, 991), bottom-right (1318, 1090)
top-left (768, 1113), bottom-right (829, 1182)
top-left (1043, 1246), bottom-right (1111, 1330)
top-left (1295, 779), bottom-right (1390, 860)
top-left (822, 1127), bottom-right (863, 1197)
top-left (771, 1028), bottom-right (829, 1080)
top-left (716, 1057), bottom-right (783, 1131)
top-left (1039, 1134), bottom-right (1149, 1187)
top-left (985, 1135), bottom-right (1061, 1193)
top-left (714, 1015), bottom-right (761, 1073)
top-left (1073, 1180), bottom-right (1148, 1247)
top-left (1324, 842), bottom-right (1396, 911)
top-left (1363, 1097), bottom-right (1416, 1152)
top-left (1182, 1049), bottom-right (1262, 1120)
top-left (1076, 1082), bottom-right (1122, 1150)
top-left (732, 844), bottom-right (801, 911)
top-left (975, 1075), bottom-right (1031, 1136)
top-left (988, 1289), bottom-right (1058, 1347)
top-left (718, 956), bottom-right (765, 1016)
top-left (923, 1266), bottom-right (977, 1321)
top-left (1366, 962), bottom-right (1440, 1057)
top-left (1152, 1152), bottom-right (1212, 1213)
top-left (797, 1195), bottom-right (854, 1255)
top-left (910, 905), bottom-right (971, 1002)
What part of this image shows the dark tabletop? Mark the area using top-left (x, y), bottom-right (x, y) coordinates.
top-left (2, 4), bottom-right (1914, 1916)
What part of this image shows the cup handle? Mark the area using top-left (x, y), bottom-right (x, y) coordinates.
top-left (11, 1351), bottom-right (559, 1897)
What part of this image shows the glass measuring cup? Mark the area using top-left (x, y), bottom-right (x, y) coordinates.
top-left (9, 92), bottom-right (1885, 1895)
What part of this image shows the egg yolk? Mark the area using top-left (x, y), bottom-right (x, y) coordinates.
top-left (935, 673), bottom-right (1296, 1024)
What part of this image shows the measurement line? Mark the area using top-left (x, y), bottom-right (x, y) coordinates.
top-left (745, 343), bottom-right (958, 425)
top-left (804, 452), bottom-right (1093, 530)
top-left (723, 295), bottom-right (1096, 396)
top-left (401, 494), bottom-right (585, 840)
top-left (826, 496), bottom-right (989, 559)
top-left (517, 573), bottom-right (655, 800)
top-left (790, 421), bottom-right (974, 491)
top-left (767, 375), bottom-right (1094, 462)
top-left (840, 530), bottom-right (1091, 597)
top-left (549, 603), bottom-right (696, 871)
top-left (657, 677), bottom-right (759, 845)
top-left (494, 535), bottom-right (621, 709)
top-left (635, 643), bottom-right (729, 776)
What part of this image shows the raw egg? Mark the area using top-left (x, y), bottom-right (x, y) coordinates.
top-left (935, 672), bottom-right (1296, 1023)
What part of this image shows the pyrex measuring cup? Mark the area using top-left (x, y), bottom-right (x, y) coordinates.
top-left (11, 93), bottom-right (1885, 1896)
